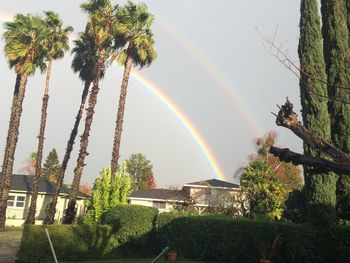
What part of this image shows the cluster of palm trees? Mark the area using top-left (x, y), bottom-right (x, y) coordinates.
top-left (0, 0), bottom-right (157, 229)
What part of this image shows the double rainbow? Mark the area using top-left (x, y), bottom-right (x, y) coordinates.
top-left (0, 11), bottom-right (263, 181)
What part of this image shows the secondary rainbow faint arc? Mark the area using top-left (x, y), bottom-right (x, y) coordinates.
top-left (0, 12), bottom-right (227, 180)
top-left (157, 17), bottom-right (263, 137)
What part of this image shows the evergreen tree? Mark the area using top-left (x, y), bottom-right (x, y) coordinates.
top-left (42, 149), bottom-right (61, 182)
top-left (125, 153), bottom-right (155, 192)
top-left (298, 0), bottom-right (337, 225)
top-left (320, 0), bottom-right (350, 220)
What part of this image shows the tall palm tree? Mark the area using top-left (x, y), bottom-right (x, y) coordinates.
top-left (44, 33), bottom-right (105, 224)
top-left (62, 0), bottom-right (117, 224)
top-left (0, 14), bottom-right (48, 230)
top-left (110, 1), bottom-right (157, 176)
top-left (25, 12), bottom-right (73, 225)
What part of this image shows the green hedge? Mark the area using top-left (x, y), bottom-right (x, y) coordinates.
top-left (17, 224), bottom-right (114, 261)
top-left (18, 209), bottom-right (350, 262)
top-left (158, 215), bottom-right (350, 263)
top-left (101, 204), bottom-right (159, 256)
top-left (18, 205), bottom-right (159, 261)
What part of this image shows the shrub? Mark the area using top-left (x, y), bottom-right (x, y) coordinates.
top-left (101, 204), bottom-right (159, 256)
top-left (17, 224), bottom-right (114, 261)
top-left (158, 215), bottom-right (350, 263)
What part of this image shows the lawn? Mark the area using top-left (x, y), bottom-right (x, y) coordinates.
top-left (81, 258), bottom-right (202, 263)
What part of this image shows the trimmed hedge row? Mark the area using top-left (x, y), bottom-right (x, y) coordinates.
top-left (158, 214), bottom-right (350, 263)
top-left (18, 206), bottom-right (350, 262)
top-left (18, 205), bottom-right (159, 261)
top-left (17, 224), bottom-right (113, 261)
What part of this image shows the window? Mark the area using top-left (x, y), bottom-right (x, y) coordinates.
top-left (153, 201), bottom-right (166, 209)
top-left (7, 195), bottom-right (26, 208)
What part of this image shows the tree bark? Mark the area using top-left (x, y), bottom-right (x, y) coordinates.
top-left (270, 146), bottom-right (350, 174)
top-left (44, 80), bottom-right (90, 224)
top-left (110, 55), bottom-right (133, 176)
top-left (25, 61), bottom-right (52, 225)
top-left (275, 99), bottom-right (350, 162)
top-left (0, 74), bottom-right (28, 230)
top-left (63, 61), bottom-right (104, 224)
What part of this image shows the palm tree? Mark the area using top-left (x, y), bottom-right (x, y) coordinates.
top-left (110, 1), bottom-right (157, 176)
top-left (62, 0), bottom-right (117, 224)
top-left (44, 32), bottom-right (105, 224)
top-left (25, 12), bottom-right (72, 225)
top-left (0, 14), bottom-right (48, 229)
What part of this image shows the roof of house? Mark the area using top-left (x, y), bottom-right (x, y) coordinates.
top-left (129, 188), bottom-right (186, 201)
top-left (183, 178), bottom-right (240, 189)
top-left (10, 174), bottom-right (90, 199)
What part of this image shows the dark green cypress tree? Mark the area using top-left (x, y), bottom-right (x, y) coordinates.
top-left (298, 0), bottom-right (337, 225)
top-left (320, 0), bottom-right (350, 220)
top-left (43, 149), bottom-right (61, 183)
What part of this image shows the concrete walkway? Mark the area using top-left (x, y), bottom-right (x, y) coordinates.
top-left (0, 228), bottom-right (23, 263)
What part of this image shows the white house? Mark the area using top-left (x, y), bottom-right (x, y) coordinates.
top-left (128, 178), bottom-right (241, 214)
top-left (6, 174), bottom-right (90, 226)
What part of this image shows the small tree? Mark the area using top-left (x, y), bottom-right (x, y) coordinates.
top-left (42, 149), bottom-right (61, 182)
top-left (91, 163), bottom-right (130, 223)
top-left (240, 160), bottom-right (286, 219)
top-left (125, 153), bottom-right (156, 192)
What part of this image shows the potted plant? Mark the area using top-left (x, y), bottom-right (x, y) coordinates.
top-left (167, 249), bottom-right (177, 261)
top-left (259, 235), bottom-right (282, 263)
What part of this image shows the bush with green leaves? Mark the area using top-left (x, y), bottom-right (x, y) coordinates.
top-left (101, 204), bottom-right (159, 256)
top-left (17, 224), bottom-right (114, 261)
top-left (158, 215), bottom-right (350, 262)
top-left (83, 164), bottom-right (131, 223)
top-left (241, 159), bottom-right (286, 219)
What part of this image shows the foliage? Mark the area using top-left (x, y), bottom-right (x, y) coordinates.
top-left (158, 215), bottom-right (350, 263)
top-left (17, 224), bottom-right (115, 261)
top-left (250, 131), bottom-right (302, 193)
top-left (3, 14), bottom-right (49, 75)
top-left (319, 0), bottom-right (350, 221)
top-left (101, 204), bottom-right (159, 256)
top-left (126, 153), bottom-right (156, 191)
top-left (240, 160), bottom-right (286, 219)
top-left (42, 148), bottom-right (61, 182)
top-left (18, 212), bottom-right (350, 263)
top-left (298, 0), bottom-right (338, 226)
top-left (283, 189), bottom-right (306, 223)
top-left (90, 165), bottom-right (131, 223)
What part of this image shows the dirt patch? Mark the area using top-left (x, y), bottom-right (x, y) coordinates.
top-left (0, 228), bottom-right (23, 263)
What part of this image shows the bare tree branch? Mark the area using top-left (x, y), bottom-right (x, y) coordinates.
top-left (274, 98), bottom-right (350, 162)
top-left (256, 28), bottom-right (350, 105)
top-left (270, 146), bottom-right (350, 175)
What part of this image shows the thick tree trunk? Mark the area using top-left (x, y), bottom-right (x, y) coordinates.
top-left (0, 74), bottom-right (28, 230)
top-left (110, 55), bottom-right (133, 176)
top-left (25, 61), bottom-right (52, 225)
top-left (63, 69), bottom-right (103, 224)
top-left (44, 81), bottom-right (91, 224)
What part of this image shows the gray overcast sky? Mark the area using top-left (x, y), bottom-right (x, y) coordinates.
top-left (0, 0), bottom-right (302, 187)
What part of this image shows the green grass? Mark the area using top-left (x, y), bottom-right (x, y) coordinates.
top-left (80, 258), bottom-right (203, 263)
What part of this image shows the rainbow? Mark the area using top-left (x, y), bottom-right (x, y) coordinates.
top-left (157, 17), bottom-right (263, 137)
top-left (0, 11), bottom-right (228, 180)
top-left (129, 70), bottom-right (226, 180)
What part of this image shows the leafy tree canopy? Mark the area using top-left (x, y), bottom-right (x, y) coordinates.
top-left (241, 159), bottom-right (286, 219)
top-left (125, 153), bottom-right (156, 191)
top-left (90, 163), bottom-right (131, 222)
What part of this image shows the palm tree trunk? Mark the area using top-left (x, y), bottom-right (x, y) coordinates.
top-left (110, 55), bottom-right (133, 176)
top-left (0, 74), bottom-right (28, 230)
top-left (44, 80), bottom-right (91, 224)
top-left (63, 73), bottom-right (102, 224)
top-left (25, 61), bottom-right (52, 225)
